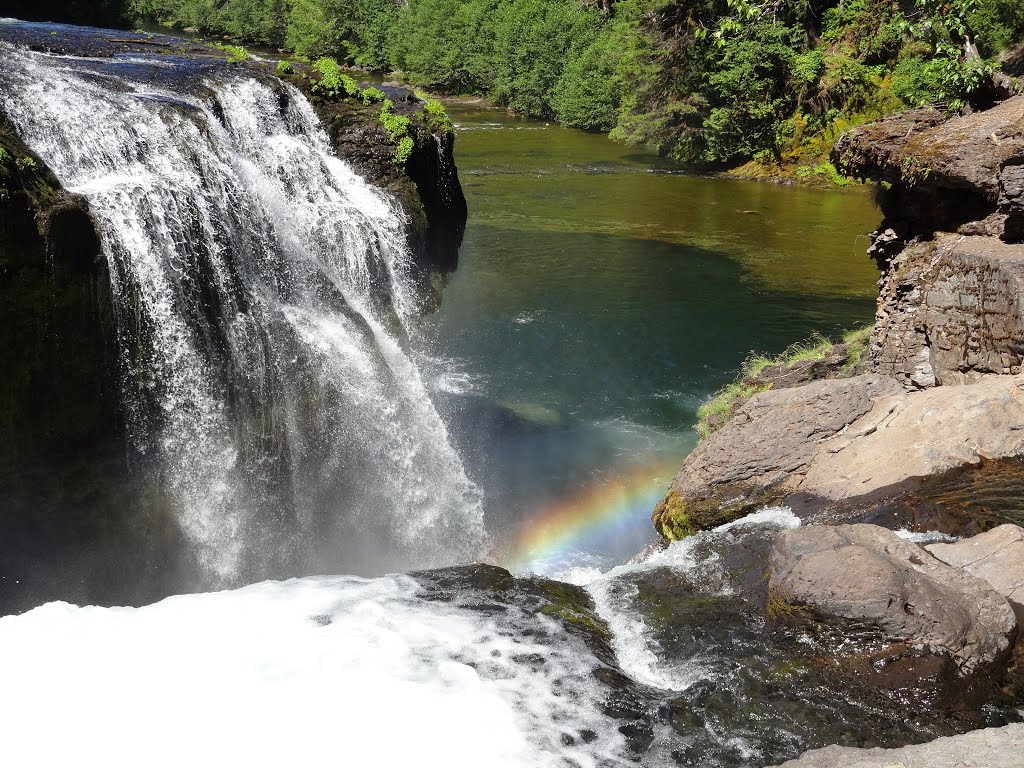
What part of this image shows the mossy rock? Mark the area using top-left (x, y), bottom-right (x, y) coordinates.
top-left (651, 489), bottom-right (763, 542)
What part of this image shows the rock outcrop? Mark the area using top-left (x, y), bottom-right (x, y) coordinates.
top-left (655, 95), bottom-right (1024, 542)
top-left (769, 723), bottom-right (1024, 768)
top-left (927, 523), bottom-right (1024, 623)
top-left (306, 82), bottom-right (467, 271)
top-left (835, 94), bottom-right (1024, 387)
top-left (833, 95), bottom-right (1024, 239)
top-left (653, 373), bottom-right (1024, 539)
top-left (769, 524), bottom-right (1018, 675)
top-left (873, 234), bottom-right (1024, 387)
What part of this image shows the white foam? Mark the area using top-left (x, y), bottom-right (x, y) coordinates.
top-left (582, 507), bottom-right (800, 692)
top-left (895, 528), bottom-right (957, 544)
top-left (0, 576), bottom-right (624, 768)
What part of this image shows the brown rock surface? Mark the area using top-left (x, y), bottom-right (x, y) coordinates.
top-left (833, 96), bottom-right (1024, 236)
top-left (873, 234), bottom-right (1024, 387)
top-left (769, 723), bottom-right (1024, 768)
top-left (769, 524), bottom-right (1017, 674)
top-left (653, 374), bottom-right (1024, 538)
top-left (927, 523), bottom-right (1024, 622)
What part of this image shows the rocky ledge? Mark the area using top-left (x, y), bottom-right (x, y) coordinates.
top-left (654, 93), bottom-right (1024, 543)
top-left (653, 92), bottom-right (1024, 761)
top-left (770, 723), bottom-right (1024, 768)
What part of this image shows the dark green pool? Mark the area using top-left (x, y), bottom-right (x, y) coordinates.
top-left (412, 104), bottom-right (882, 571)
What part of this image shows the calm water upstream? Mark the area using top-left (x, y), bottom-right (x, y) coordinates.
top-left (413, 104), bottom-right (882, 574)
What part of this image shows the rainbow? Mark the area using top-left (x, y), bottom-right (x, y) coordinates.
top-left (495, 461), bottom-right (678, 575)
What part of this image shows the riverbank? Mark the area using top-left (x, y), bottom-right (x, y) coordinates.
top-left (653, 89), bottom-right (1024, 762)
top-left (18, 0), bottom-right (1024, 188)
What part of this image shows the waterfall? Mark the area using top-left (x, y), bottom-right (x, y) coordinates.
top-left (0, 44), bottom-right (487, 584)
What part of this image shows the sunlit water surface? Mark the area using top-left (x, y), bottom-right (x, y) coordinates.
top-left (412, 103), bottom-right (881, 573)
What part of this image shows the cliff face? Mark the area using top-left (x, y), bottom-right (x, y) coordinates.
top-left (0, 113), bottom-right (138, 610)
top-left (834, 96), bottom-right (1024, 387)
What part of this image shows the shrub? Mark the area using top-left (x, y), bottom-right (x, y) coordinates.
top-left (211, 42), bottom-right (249, 62)
top-left (310, 57), bottom-right (359, 99)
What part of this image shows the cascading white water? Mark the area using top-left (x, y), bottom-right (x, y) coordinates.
top-left (0, 44), bottom-right (487, 583)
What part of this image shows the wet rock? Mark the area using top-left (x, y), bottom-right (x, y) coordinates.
top-left (769, 524), bottom-right (1017, 675)
top-left (653, 373), bottom-right (1024, 539)
top-left (769, 722), bottom-right (1024, 768)
top-left (927, 523), bottom-right (1024, 623)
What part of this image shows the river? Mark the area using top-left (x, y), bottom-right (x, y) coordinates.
top-left (416, 101), bottom-right (881, 574)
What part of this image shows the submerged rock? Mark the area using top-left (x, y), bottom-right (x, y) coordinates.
top-left (769, 524), bottom-right (1017, 675)
top-left (769, 722), bottom-right (1024, 768)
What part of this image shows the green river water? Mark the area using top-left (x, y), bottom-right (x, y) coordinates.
top-left (413, 103), bottom-right (882, 572)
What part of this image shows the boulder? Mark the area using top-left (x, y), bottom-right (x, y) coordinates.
top-left (653, 373), bottom-right (1024, 539)
top-left (768, 723), bottom-right (1024, 768)
top-left (927, 523), bottom-right (1024, 623)
top-left (769, 524), bottom-right (1017, 674)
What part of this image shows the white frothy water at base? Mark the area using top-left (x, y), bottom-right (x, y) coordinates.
top-left (0, 576), bottom-right (625, 768)
top-left (572, 507), bottom-right (801, 692)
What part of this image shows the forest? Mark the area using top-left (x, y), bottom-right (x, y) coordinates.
top-left (11, 0), bottom-right (1024, 172)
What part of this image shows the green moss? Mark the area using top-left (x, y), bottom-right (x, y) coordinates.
top-left (211, 42), bottom-right (249, 62)
top-left (534, 580), bottom-right (613, 646)
top-left (651, 490), bottom-right (755, 541)
top-left (765, 585), bottom-right (811, 622)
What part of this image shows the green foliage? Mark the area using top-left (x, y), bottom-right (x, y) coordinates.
top-left (694, 326), bottom-right (871, 440)
top-left (310, 57), bottom-right (358, 99)
top-left (126, 0), bottom-right (1024, 173)
top-left (377, 100), bottom-right (411, 142)
top-left (0, 148), bottom-right (9, 166)
top-left (286, 0), bottom-right (352, 59)
top-left (211, 42), bottom-right (249, 61)
top-left (276, 59), bottom-right (294, 75)
top-left (394, 135), bottom-right (415, 165)
top-left (377, 100), bottom-right (415, 164)
top-left (360, 86), bottom-right (386, 105)
top-left (421, 97), bottom-right (454, 134)
top-left (19, 156), bottom-right (38, 171)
